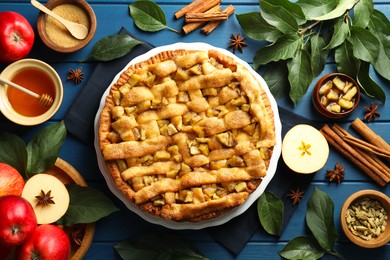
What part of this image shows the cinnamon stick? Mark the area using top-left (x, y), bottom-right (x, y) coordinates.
top-left (175, 0), bottom-right (221, 19)
top-left (182, 5), bottom-right (221, 34)
top-left (185, 12), bottom-right (228, 23)
top-left (174, 0), bottom-right (204, 19)
top-left (332, 124), bottom-right (390, 159)
top-left (351, 118), bottom-right (390, 152)
top-left (331, 124), bottom-right (390, 184)
top-left (201, 5), bottom-right (235, 35)
top-left (320, 124), bottom-right (386, 186)
top-left (355, 147), bottom-right (390, 183)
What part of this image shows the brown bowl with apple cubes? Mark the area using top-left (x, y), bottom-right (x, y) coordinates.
top-left (312, 73), bottom-right (360, 118)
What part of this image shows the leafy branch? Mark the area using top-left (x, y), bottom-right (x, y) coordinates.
top-left (237, 0), bottom-right (390, 105)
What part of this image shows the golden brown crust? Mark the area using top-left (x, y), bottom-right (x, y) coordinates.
top-left (98, 49), bottom-right (276, 222)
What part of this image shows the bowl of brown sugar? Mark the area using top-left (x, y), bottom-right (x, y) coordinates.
top-left (36, 0), bottom-right (97, 53)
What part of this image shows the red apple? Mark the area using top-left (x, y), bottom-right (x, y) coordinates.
top-left (0, 162), bottom-right (25, 196)
top-left (17, 224), bottom-right (71, 260)
top-left (0, 195), bottom-right (37, 247)
top-left (0, 11), bottom-right (34, 63)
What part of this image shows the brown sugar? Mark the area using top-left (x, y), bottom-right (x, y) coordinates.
top-left (45, 4), bottom-right (89, 48)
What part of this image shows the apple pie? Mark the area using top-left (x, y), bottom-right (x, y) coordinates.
top-left (98, 49), bottom-right (276, 222)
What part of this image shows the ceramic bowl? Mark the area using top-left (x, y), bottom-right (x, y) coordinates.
top-left (340, 189), bottom-right (390, 248)
top-left (6, 158), bottom-right (95, 259)
top-left (0, 59), bottom-right (63, 126)
top-left (312, 73), bottom-right (360, 119)
top-left (45, 158), bottom-right (95, 259)
top-left (36, 0), bottom-right (97, 53)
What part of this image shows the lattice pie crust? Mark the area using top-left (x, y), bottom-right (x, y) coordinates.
top-left (99, 49), bottom-right (276, 222)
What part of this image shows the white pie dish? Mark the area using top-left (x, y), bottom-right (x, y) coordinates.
top-left (94, 42), bottom-right (282, 230)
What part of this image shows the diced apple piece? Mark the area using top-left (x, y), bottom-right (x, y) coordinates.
top-left (342, 86), bottom-right (357, 101)
top-left (319, 80), bottom-right (332, 95)
top-left (327, 103), bottom-right (341, 113)
top-left (320, 96), bottom-right (328, 106)
top-left (338, 98), bottom-right (354, 110)
top-left (282, 124), bottom-right (329, 174)
top-left (326, 89), bottom-right (339, 100)
top-left (332, 76), bottom-right (345, 90)
top-left (21, 174), bottom-right (70, 224)
top-left (342, 82), bottom-right (353, 94)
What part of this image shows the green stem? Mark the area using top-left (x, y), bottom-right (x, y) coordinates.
top-left (329, 250), bottom-right (345, 260)
top-left (167, 26), bottom-right (180, 34)
top-left (299, 20), bottom-right (321, 36)
top-left (78, 55), bottom-right (92, 63)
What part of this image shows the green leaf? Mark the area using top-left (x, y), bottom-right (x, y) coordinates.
top-left (26, 122), bottom-right (66, 176)
top-left (115, 233), bottom-right (208, 260)
top-left (349, 26), bottom-right (380, 64)
top-left (254, 34), bottom-right (302, 70)
top-left (296, 0), bottom-right (338, 18)
top-left (0, 132), bottom-right (27, 175)
top-left (353, 0), bottom-right (374, 28)
top-left (325, 18), bottom-right (350, 49)
top-left (335, 40), bottom-right (360, 77)
top-left (279, 236), bottom-right (325, 260)
top-left (129, 1), bottom-right (178, 33)
top-left (57, 184), bottom-right (119, 226)
top-left (357, 61), bottom-right (386, 104)
top-left (308, 0), bottom-right (359, 21)
top-left (368, 10), bottom-right (390, 81)
top-left (260, 0), bottom-right (299, 35)
top-left (267, 0), bottom-right (307, 25)
top-left (306, 187), bottom-right (338, 252)
top-left (263, 61), bottom-right (289, 99)
top-left (288, 49), bottom-right (313, 105)
top-left (90, 34), bottom-right (142, 62)
top-left (236, 12), bottom-right (283, 42)
top-left (310, 35), bottom-right (329, 77)
top-left (257, 191), bottom-right (284, 236)
top-left (368, 9), bottom-right (390, 35)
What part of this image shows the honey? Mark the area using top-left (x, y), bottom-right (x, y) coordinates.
top-left (7, 68), bottom-right (56, 117)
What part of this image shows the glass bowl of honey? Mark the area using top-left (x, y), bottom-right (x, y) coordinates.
top-left (0, 59), bottom-right (63, 125)
top-left (312, 73), bottom-right (360, 119)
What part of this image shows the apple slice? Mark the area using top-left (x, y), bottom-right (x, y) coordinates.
top-left (21, 174), bottom-right (70, 224)
top-left (282, 124), bottom-right (329, 174)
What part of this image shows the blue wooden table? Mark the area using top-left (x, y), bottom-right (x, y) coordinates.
top-left (1, 1), bottom-right (389, 259)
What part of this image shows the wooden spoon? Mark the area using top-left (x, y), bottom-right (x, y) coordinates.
top-left (31, 0), bottom-right (88, 40)
top-left (0, 77), bottom-right (54, 108)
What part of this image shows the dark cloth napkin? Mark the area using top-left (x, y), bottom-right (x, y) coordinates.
top-left (64, 27), bottom-right (320, 256)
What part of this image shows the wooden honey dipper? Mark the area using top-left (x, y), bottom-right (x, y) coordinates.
top-left (0, 77), bottom-right (54, 108)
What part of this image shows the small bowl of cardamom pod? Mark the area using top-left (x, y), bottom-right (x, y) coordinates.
top-left (340, 190), bottom-right (390, 248)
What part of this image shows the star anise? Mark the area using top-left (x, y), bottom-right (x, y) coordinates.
top-left (326, 162), bottom-right (345, 184)
top-left (287, 188), bottom-right (305, 205)
top-left (67, 67), bottom-right (84, 84)
top-left (363, 102), bottom-right (380, 122)
top-left (228, 33), bottom-right (248, 53)
top-left (35, 189), bottom-right (55, 206)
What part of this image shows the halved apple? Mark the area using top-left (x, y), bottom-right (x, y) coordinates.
top-left (282, 124), bottom-right (329, 174)
top-left (21, 173), bottom-right (70, 224)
